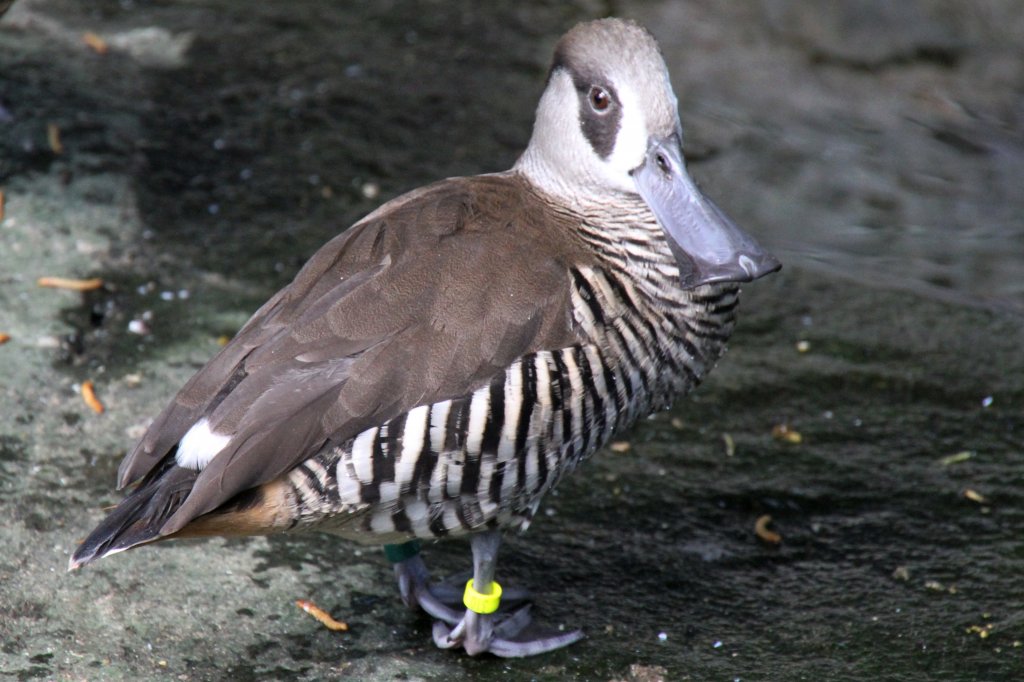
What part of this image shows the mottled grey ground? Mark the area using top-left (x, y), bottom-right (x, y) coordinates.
top-left (1, 1), bottom-right (1022, 680)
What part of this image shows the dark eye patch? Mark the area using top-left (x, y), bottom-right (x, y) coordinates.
top-left (549, 50), bottom-right (622, 160)
top-left (574, 77), bottom-right (621, 159)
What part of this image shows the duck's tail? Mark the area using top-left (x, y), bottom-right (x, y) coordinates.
top-left (69, 456), bottom-right (293, 570)
top-left (69, 458), bottom-right (197, 570)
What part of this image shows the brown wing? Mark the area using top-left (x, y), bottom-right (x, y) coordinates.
top-left (116, 172), bottom-right (590, 534)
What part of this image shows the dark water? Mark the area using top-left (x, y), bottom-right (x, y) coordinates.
top-left (633, 1), bottom-right (1024, 316)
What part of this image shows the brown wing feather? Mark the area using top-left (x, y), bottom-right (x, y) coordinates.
top-left (116, 172), bottom-right (589, 535)
top-left (115, 220), bottom-right (387, 488)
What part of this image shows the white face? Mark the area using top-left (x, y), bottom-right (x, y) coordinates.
top-left (515, 35), bottom-right (681, 200)
top-left (600, 79), bottom-right (676, 191)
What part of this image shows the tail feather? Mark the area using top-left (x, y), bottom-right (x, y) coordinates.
top-left (69, 459), bottom-right (197, 570)
top-left (70, 457), bottom-right (297, 570)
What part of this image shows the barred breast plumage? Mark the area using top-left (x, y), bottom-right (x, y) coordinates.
top-left (70, 17), bottom-right (778, 657)
top-left (284, 210), bottom-right (742, 542)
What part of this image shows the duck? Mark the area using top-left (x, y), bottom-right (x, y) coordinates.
top-left (70, 17), bottom-right (780, 657)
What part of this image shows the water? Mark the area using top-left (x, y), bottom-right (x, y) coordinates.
top-left (634, 0), bottom-right (1024, 314)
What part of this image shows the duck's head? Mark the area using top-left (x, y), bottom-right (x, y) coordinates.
top-left (516, 18), bottom-right (780, 288)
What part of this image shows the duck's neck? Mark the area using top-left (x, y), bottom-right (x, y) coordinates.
top-left (512, 171), bottom-right (742, 414)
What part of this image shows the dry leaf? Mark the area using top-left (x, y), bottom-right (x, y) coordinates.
top-left (83, 31), bottom-right (109, 55)
top-left (81, 380), bottom-right (104, 414)
top-left (940, 451), bottom-right (974, 466)
top-left (37, 276), bottom-right (104, 291)
top-left (771, 424), bottom-right (802, 444)
top-left (754, 514), bottom-right (782, 544)
top-left (963, 489), bottom-right (988, 504)
top-left (296, 600), bottom-right (348, 631)
top-left (47, 123), bottom-right (63, 154)
top-left (722, 433), bottom-right (735, 457)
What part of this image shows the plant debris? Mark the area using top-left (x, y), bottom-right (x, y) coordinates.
top-left (771, 423), bottom-right (802, 444)
top-left (755, 514), bottom-right (782, 544)
top-left (83, 32), bottom-right (109, 55)
top-left (924, 579), bottom-right (957, 594)
top-left (940, 450), bottom-right (974, 466)
top-left (47, 123), bottom-right (63, 154)
top-left (722, 432), bottom-right (735, 456)
top-left (296, 600), bottom-right (348, 631)
top-left (966, 623), bottom-right (993, 639)
top-left (963, 488), bottom-right (988, 504)
top-left (81, 380), bottom-right (104, 414)
top-left (37, 276), bottom-right (104, 291)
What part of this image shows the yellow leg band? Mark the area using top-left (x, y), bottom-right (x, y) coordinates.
top-left (463, 578), bottom-right (502, 614)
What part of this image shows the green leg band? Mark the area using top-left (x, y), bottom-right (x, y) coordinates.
top-left (383, 540), bottom-right (422, 563)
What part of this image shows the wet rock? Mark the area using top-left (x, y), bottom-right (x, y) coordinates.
top-left (764, 0), bottom-right (965, 68)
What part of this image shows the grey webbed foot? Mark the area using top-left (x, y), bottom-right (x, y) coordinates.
top-left (432, 598), bottom-right (583, 657)
top-left (385, 532), bottom-right (583, 657)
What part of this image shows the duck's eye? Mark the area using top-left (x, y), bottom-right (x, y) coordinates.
top-left (589, 86), bottom-right (611, 112)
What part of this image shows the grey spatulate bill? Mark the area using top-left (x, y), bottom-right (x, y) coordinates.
top-left (632, 134), bottom-right (781, 288)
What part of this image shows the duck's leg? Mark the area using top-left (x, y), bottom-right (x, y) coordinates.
top-left (387, 540), bottom-right (462, 624)
top-left (387, 538), bottom-right (532, 625)
top-left (430, 530), bottom-right (584, 657)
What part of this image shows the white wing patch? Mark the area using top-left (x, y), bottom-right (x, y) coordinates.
top-left (176, 418), bottom-right (231, 470)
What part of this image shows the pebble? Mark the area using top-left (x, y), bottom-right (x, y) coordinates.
top-left (361, 182), bottom-right (380, 200)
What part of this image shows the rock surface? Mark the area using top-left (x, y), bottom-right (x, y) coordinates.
top-left (1, 1), bottom-right (1022, 680)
